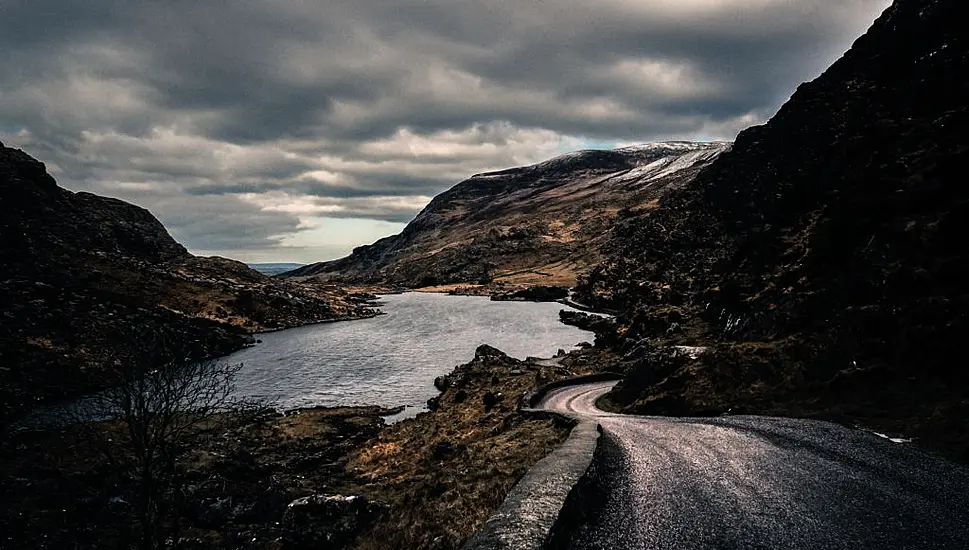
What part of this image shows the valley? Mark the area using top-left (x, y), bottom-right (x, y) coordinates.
top-left (2, 0), bottom-right (968, 548)
top-left (0, 143), bottom-right (378, 428)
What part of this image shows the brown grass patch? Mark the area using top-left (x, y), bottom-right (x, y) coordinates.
top-left (345, 348), bottom-right (576, 550)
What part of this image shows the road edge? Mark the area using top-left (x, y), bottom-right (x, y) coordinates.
top-left (519, 372), bottom-right (625, 412)
top-left (462, 373), bottom-right (623, 550)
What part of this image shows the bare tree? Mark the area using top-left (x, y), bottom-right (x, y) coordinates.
top-left (66, 359), bottom-right (259, 550)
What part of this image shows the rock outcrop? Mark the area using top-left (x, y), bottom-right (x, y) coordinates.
top-left (285, 142), bottom-right (729, 288)
top-left (490, 285), bottom-right (569, 302)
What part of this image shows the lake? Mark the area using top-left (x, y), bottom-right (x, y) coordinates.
top-left (225, 292), bottom-right (594, 417)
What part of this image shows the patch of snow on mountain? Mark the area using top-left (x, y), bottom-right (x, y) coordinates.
top-left (615, 141), bottom-right (712, 154)
top-left (612, 142), bottom-right (731, 185)
top-left (642, 144), bottom-right (730, 180)
top-left (615, 141), bottom-right (726, 163)
top-left (470, 141), bottom-right (730, 180)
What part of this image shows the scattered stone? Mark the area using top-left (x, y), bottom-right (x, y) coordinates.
top-left (430, 441), bottom-right (463, 460)
top-left (672, 346), bottom-right (708, 360)
top-left (282, 494), bottom-right (385, 549)
top-left (559, 311), bottom-right (619, 346)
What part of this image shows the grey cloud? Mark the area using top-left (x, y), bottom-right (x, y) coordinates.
top-left (131, 193), bottom-right (304, 252)
top-left (0, 0), bottom-right (891, 260)
top-left (186, 175), bottom-right (446, 201)
top-left (2, 0), bottom-right (890, 143)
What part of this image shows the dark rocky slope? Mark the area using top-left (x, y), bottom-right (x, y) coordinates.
top-left (0, 143), bottom-right (375, 427)
top-left (287, 142), bottom-right (729, 289)
top-left (576, 0), bottom-right (969, 459)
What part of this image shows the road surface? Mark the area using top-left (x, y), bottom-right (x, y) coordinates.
top-left (536, 381), bottom-right (969, 549)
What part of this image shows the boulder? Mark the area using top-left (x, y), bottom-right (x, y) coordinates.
top-left (433, 374), bottom-right (451, 391)
top-left (474, 344), bottom-right (509, 361)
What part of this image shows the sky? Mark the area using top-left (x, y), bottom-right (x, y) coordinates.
top-left (0, 0), bottom-right (890, 263)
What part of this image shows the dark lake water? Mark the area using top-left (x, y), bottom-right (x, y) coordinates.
top-left (224, 293), bottom-right (594, 416)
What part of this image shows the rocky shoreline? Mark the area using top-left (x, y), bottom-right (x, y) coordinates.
top-left (1, 345), bottom-right (614, 550)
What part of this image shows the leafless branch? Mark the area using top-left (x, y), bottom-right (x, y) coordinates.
top-left (58, 357), bottom-right (259, 550)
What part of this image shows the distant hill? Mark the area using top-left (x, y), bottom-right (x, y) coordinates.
top-left (0, 144), bottom-right (374, 426)
top-left (249, 263), bottom-right (306, 276)
top-left (285, 142), bottom-right (729, 288)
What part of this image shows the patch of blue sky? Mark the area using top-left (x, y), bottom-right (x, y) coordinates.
top-left (576, 138), bottom-right (624, 151)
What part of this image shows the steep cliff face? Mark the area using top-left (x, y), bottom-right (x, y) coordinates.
top-left (578, 0), bottom-right (969, 458)
top-left (287, 142), bottom-right (729, 288)
top-left (0, 143), bottom-right (375, 425)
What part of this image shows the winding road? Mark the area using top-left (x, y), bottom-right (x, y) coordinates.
top-left (536, 381), bottom-right (969, 549)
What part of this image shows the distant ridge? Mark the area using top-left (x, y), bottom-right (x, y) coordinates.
top-left (249, 263), bottom-right (306, 276)
top-left (284, 141), bottom-right (730, 288)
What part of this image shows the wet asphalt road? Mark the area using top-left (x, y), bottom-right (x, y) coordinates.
top-left (537, 381), bottom-right (969, 549)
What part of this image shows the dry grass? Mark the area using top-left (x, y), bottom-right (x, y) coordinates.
top-left (346, 350), bottom-right (575, 550)
top-left (413, 284), bottom-right (489, 295)
top-left (491, 257), bottom-right (586, 287)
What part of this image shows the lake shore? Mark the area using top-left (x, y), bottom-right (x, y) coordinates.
top-left (223, 292), bottom-right (595, 413)
top-left (1, 345), bottom-right (619, 550)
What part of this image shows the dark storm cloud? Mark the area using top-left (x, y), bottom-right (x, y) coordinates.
top-left (185, 172), bottom-right (445, 200)
top-left (0, 0), bottom-right (890, 260)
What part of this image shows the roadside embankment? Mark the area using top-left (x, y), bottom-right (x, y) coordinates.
top-left (464, 372), bottom-right (623, 550)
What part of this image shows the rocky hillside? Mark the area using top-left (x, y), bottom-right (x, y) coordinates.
top-left (286, 142), bottom-right (729, 289)
top-left (575, 0), bottom-right (969, 459)
top-left (0, 143), bottom-right (376, 426)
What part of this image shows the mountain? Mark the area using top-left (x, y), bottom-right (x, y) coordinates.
top-left (574, 0), bottom-right (969, 459)
top-left (0, 143), bottom-right (375, 426)
top-left (249, 263), bottom-right (306, 276)
top-left (285, 142), bottom-right (730, 289)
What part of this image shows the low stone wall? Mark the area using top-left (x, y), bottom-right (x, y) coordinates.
top-left (464, 373), bottom-right (623, 550)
